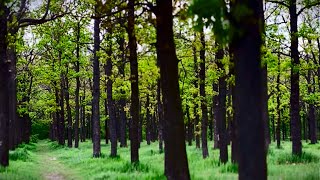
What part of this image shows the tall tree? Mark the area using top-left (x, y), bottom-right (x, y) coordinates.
top-left (0, 1), bottom-right (9, 167)
top-left (216, 45), bottom-right (228, 163)
top-left (74, 21), bottom-right (81, 148)
top-left (199, 30), bottom-right (209, 158)
top-left (128, 0), bottom-right (139, 163)
top-left (233, 0), bottom-right (267, 178)
top-left (289, 0), bottom-right (302, 156)
top-left (92, 12), bottom-right (101, 157)
top-left (155, 0), bottom-right (190, 179)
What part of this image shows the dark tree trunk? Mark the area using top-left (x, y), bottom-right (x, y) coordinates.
top-left (199, 30), bottom-right (209, 158)
top-left (156, 0), bottom-right (190, 178)
top-left (271, 115), bottom-right (275, 142)
top-left (216, 46), bottom-right (228, 163)
top-left (81, 80), bottom-right (86, 142)
top-left (306, 70), bottom-right (317, 144)
top-left (104, 98), bottom-right (109, 144)
top-left (276, 56), bottom-right (281, 148)
top-left (117, 30), bottom-right (127, 148)
top-left (58, 60), bottom-right (65, 146)
top-left (229, 45), bottom-right (238, 163)
top-left (289, 0), bottom-right (302, 156)
top-left (230, 86), bottom-right (238, 163)
top-left (65, 71), bottom-right (73, 148)
top-left (193, 42), bottom-right (200, 149)
top-left (138, 102), bottom-right (143, 144)
top-left (157, 79), bottom-right (164, 152)
top-left (92, 16), bottom-right (101, 157)
top-left (261, 9), bottom-right (270, 150)
top-left (7, 46), bottom-right (18, 150)
top-left (146, 94), bottom-right (151, 145)
top-left (105, 28), bottom-right (117, 158)
top-left (186, 104), bottom-right (192, 146)
top-left (212, 83), bottom-right (219, 149)
top-left (128, 0), bottom-right (139, 163)
top-left (232, 0), bottom-right (267, 178)
top-left (74, 22), bottom-right (81, 148)
top-left (209, 106), bottom-right (213, 141)
top-left (0, 3), bottom-right (9, 166)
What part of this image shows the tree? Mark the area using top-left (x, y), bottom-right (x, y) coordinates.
top-left (216, 45), bottom-right (228, 163)
top-left (92, 9), bottom-right (101, 157)
top-left (232, 0), bottom-right (267, 178)
top-left (128, 0), bottom-right (139, 163)
top-left (199, 30), bottom-right (209, 158)
top-left (0, 1), bottom-right (9, 167)
top-left (155, 0), bottom-right (190, 178)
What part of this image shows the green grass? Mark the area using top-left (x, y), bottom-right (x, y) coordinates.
top-left (0, 140), bottom-right (319, 180)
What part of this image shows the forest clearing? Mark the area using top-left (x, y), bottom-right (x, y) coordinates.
top-left (1, 0), bottom-right (320, 179)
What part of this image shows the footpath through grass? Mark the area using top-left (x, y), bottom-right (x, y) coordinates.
top-left (0, 140), bottom-right (320, 180)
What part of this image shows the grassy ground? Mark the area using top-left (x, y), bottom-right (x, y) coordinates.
top-left (0, 140), bottom-right (319, 180)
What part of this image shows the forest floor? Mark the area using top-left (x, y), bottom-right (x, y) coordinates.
top-left (0, 139), bottom-right (320, 180)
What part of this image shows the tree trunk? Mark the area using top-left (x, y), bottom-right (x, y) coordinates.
top-left (193, 42), bottom-right (200, 149)
top-left (105, 28), bottom-right (117, 158)
top-left (7, 46), bottom-right (18, 150)
top-left (306, 70), bottom-right (317, 144)
top-left (128, 0), bottom-right (139, 163)
top-left (232, 0), bottom-right (267, 178)
top-left (0, 3), bottom-right (9, 166)
top-left (289, 0), bottom-right (302, 156)
top-left (157, 79), bottom-right (164, 152)
top-left (186, 104), bottom-right (192, 146)
top-left (156, 0), bottom-right (190, 178)
top-left (276, 55), bottom-right (281, 148)
top-left (74, 21), bottom-right (81, 148)
top-left (212, 83), bottom-right (219, 149)
top-left (58, 58), bottom-right (65, 146)
top-left (216, 46), bottom-right (228, 163)
top-left (65, 71), bottom-right (73, 148)
top-left (146, 94), bottom-right (151, 145)
top-left (199, 30), bottom-right (209, 158)
top-left (92, 16), bottom-right (101, 157)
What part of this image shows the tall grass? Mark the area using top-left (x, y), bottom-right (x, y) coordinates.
top-left (1, 140), bottom-right (319, 180)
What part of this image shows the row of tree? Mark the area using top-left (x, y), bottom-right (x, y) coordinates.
top-left (1, 0), bottom-right (320, 179)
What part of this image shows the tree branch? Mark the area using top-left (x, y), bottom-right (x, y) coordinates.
top-left (298, 1), bottom-right (320, 16)
top-left (18, 13), bottom-right (66, 28)
top-left (266, 0), bottom-right (289, 8)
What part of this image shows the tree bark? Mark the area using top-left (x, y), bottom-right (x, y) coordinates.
top-left (65, 69), bottom-right (72, 148)
top-left (212, 83), bottom-right (219, 149)
top-left (232, 0), bottom-right (267, 178)
top-left (74, 21), bottom-right (81, 148)
top-left (92, 16), bottom-right (101, 157)
top-left (157, 79), bottom-right (164, 152)
top-left (155, 0), bottom-right (190, 178)
top-left (289, 0), bottom-right (302, 156)
top-left (193, 42), bottom-right (200, 149)
top-left (216, 46), bottom-right (228, 163)
top-left (0, 2), bottom-right (9, 166)
top-left (276, 54), bottom-right (281, 148)
top-left (199, 30), bottom-right (209, 158)
top-left (128, 0), bottom-right (139, 163)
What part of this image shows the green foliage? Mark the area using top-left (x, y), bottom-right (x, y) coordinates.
top-left (9, 148), bottom-right (30, 162)
top-left (189, 0), bottom-right (230, 44)
top-left (31, 120), bottom-right (50, 140)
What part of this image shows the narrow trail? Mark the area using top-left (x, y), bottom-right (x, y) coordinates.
top-left (35, 142), bottom-right (80, 180)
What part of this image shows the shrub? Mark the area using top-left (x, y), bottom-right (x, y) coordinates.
top-left (9, 148), bottom-right (29, 161)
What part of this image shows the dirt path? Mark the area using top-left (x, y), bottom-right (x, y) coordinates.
top-left (35, 142), bottom-right (80, 180)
